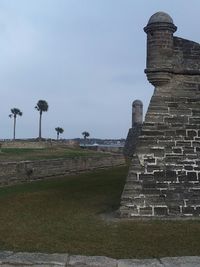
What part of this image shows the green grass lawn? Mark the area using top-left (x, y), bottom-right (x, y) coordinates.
top-left (0, 147), bottom-right (108, 161)
top-left (0, 166), bottom-right (200, 259)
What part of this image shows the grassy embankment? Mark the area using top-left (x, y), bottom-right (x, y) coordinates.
top-left (0, 166), bottom-right (200, 258)
top-left (0, 147), bottom-right (109, 161)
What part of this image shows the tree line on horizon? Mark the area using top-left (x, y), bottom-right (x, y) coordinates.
top-left (9, 99), bottom-right (90, 142)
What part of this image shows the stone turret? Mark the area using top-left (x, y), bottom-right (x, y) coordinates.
top-left (132, 100), bottom-right (143, 127)
top-left (144, 12), bottom-right (177, 86)
top-left (123, 100), bottom-right (143, 158)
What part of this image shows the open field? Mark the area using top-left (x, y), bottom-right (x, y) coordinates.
top-left (0, 166), bottom-right (200, 259)
top-left (0, 147), bottom-right (109, 161)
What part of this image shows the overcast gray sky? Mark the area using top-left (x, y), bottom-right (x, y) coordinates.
top-left (0, 0), bottom-right (199, 139)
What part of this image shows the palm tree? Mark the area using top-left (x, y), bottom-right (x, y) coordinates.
top-left (55, 127), bottom-right (64, 140)
top-left (82, 131), bottom-right (90, 147)
top-left (35, 100), bottom-right (49, 140)
top-left (9, 108), bottom-right (23, 140)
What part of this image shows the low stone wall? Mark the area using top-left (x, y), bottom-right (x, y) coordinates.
top-left (1, 140), bottom-right (79, 149)
top-left (0, 251), bottom-right (198, 266)
top-left (2, 141), bottom-right (47, 149)
top-left (0, 155), bottom-right (125, 187)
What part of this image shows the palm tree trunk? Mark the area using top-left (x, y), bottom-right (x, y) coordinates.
top-left (84, 136), bottom-right (86, 147)
top-left (57, 132), bottom-right (59, 140)
top-left (13, 116), bottom-right (16, 140)
top-left (39, 111), bottom-right (42, 140)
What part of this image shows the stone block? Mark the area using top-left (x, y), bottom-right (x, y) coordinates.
top-left (165, 155), bottom-right (185, 164)
top-left (165, 170), bottom-right (177, 180)
top-left (192, 110), bottom-right (200, 116)
top-left (157, 124), bottom-right (168, 130)
top-left (132, 197), bottom-right (145, 206)
top-left (141, 130), bottom-right (164, 136)
top-left (189, 117), bottom-right (200, 124)
top-left (154, 207), bottom-right (168, 216)
top-left (187, 130), bottom-right (197, 138)
top-left (150, 148), bottom-right (165, 157)
top-left (144, 158), bottom-right (156, 164)
top-left (118, 259), bottom-right (163, 267)
top-left (164, 116), bottom-right (188, 124)
top-left (139, 207), bottom-right (153, 215)
top-left (168, 205), bottom-right (181, 215)
top-left (168, 102), bottom-right (178, 108)
top-left (68, 255), bottom-right (117, 267)
top-left (184, 165), bottom-right (193, 171)
top-left (142, 181), bottom-right (157, 189)
top-left (139, 174), bottom-right (154, 181)
top-left (165, 130), bottom-right (176, 136)
top-left (176, 129), bottom-right (187, 136)
top-left (187, 172), bottom-right (198, 181)
top-left (161, 256), bottom-right (200, 267)
top-left (194, 207), bottom-right (200, 215)
top-left (156, 183), bottom-right (168, 190)
top-left (154, 171), bottom-right (165, 182)
top-left (176, 141), bottom-right (191, 147)
top-left (0, 251), bottom-right (14, 263)
top-left (182, 207), bottom-right (195, 215)
top-left (172, 147), bottom-right (182, 154)
top-left (3, 252), bottom-right (69, 266)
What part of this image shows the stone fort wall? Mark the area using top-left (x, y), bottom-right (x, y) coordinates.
top-left (0, 155), bottom-right (125, 187)
top-left (120, 12), bottom-right (200, 218)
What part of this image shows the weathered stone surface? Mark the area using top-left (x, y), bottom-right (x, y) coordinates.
top-left (120, 12), bottom-right (200, 218)
top-left (123, 126), bottom-right (142, 158)
top-left (118, 258), bottom-right (163, 267)
top-left (3, 252), bottom-right (69, 266)
top-left (0, 252), bottom-right (13, 264)
top-left (68, 255), bottom-right (117, 267)
top-left (1, 251), bottom-right (200, 267)
top-left (161, 256), bottom-right (200, 267)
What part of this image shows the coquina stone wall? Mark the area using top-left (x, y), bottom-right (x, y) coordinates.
top-left (0, 155), bottom-right (125, 187)
top-left (120, 12), bottom-right (200, 218)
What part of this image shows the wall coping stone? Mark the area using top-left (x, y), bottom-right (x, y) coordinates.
top-left (0, 251), bottom-right (199, 266)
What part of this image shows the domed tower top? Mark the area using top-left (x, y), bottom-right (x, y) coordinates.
top-left (148, 11), bottom-right (174, 25)
top-left (132, 100), bottom-right (143, 106)
top-left (144, 11), bottom-right (177, 33)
